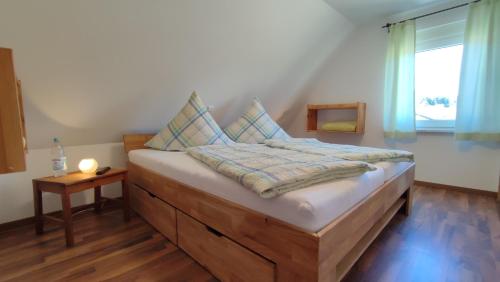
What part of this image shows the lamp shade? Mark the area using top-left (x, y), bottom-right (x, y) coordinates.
top-left (78, 158), bottom-right (99, 173)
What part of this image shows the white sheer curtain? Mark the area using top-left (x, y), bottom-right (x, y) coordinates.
top-left (383, 20), bottom-right (417, 139)
top-left (455, 0), bottom-right (500, 141)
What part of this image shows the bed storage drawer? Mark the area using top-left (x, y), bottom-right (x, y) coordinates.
top-left (177, 211), bottom-right (275, 282)
top-left (130, 184), bottom-right (177, 244)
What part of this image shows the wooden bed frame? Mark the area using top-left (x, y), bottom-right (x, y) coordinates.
top-left (123, 134), bottom-right (415, 281)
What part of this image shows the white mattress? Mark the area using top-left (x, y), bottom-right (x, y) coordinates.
top-left (129, 149), bottom-right (411, 232)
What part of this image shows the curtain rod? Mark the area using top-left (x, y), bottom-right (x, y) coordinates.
top-left (381, 0), bottom-right (480, 30)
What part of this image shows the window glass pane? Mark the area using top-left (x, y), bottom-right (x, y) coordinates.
top-left (415, 45), bottom-right (463, 123)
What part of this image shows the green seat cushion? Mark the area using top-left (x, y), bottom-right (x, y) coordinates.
top-left (321, 121), bottom-right (357, 132)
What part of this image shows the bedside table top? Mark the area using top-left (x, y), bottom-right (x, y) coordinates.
top-left (33, 168), bottom-right (127, 186)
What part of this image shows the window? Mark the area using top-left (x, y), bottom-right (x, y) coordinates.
top-left (415, 20), bottom-right (465, 131)
top-left (415, 45), bottom-right (463, 130)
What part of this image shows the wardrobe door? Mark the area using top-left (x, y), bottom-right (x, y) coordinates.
top-left (0, 47), bottom-right (26, 174)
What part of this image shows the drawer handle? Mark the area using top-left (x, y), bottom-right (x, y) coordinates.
top-left (206, 226), bottom-right (223, 237)
top-left (147, 191), bottom-right (157, 198)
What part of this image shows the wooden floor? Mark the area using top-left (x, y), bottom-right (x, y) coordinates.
top-left (344, 185), bottom-right (500, 282)
top-left (0, 185), bottom-right (498, 282)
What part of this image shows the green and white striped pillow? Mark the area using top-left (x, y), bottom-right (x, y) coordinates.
top-left (146, 92), bottom-right (233, 151)
top-left (224, 98), bottom-right (290, 144)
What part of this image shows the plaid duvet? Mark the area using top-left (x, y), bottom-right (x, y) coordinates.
top-left (264, 138), bottom-right (414, 163)
top-left (186, 144), bottom-right (376, 198)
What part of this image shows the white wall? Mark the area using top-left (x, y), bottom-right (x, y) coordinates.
top-left (0, 0), bottom-right (354, 224)
top-left (1, 1), bottom-right (497, 226)
top-left (0, 0), bottom-right (352, 149)
top-left (0, 143), bottom-right (126, 224)
top-left (286, 21), bottom-right (500, 192)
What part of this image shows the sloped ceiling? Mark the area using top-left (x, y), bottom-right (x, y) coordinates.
top-left (0, 0), bottom-right (353, 148)
top-left (1, 0), bottom-right (474, 149)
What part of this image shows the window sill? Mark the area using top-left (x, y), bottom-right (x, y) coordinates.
top-left (416, 127), bottom-right (454, 133)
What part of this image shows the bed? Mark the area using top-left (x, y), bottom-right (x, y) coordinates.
top-left (123, 134), bottom-right (415, 281)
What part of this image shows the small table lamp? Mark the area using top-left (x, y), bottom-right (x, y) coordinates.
top-left (78, 158), bottom-right (99, 174)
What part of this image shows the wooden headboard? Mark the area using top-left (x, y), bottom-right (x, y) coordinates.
top-left (123, 134), bottom-right (155, 153)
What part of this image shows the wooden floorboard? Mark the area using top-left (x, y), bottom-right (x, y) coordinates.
top-left (343, 185), bottom-right (500, 282)
top-left (0, 185), bottom-right (498, 281)
top-left (0, 209), bottom-right (216, 282)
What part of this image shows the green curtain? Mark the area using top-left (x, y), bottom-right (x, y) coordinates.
top-left (383, 20), bottom-right (417, 139)
top-left (455, 0), bottom-right (500, 141)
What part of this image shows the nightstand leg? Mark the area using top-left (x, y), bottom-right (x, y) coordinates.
top-left (94, 186), bottom-right (102, 214)
top-left (33, 182), bottom-right (44, 235)
top-left (122, 176), bottom-right (130, 222)
top-left (61, 192), bottom-right (74, 247)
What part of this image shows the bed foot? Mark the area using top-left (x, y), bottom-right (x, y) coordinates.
top-left (400, 185), bottom-right (414, 216)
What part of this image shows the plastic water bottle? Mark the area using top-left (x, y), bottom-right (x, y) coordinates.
top-left (51, 137), bottom-right (67, 177)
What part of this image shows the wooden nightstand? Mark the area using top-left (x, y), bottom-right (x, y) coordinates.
top-left (32, 168), bottom-right (129, 247)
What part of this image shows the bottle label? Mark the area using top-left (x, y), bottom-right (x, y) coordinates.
top-left (52, 157), bottom-right (66, 171)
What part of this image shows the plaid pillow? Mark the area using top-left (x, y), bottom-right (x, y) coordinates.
top-left (146, 92), bottom-right (233, 151)
top-left (224, 98), bottom-right (290, 143)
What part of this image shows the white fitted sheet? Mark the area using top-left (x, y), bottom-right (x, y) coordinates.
top-left (129, 149), bottom-right (409, 232)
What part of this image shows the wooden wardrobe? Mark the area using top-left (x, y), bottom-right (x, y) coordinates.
top-left (0, 47), bottom-right (27, 174)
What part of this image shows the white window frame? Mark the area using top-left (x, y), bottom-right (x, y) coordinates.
top-left (415, 19), bottom-right (465, 132)
top-left (416, 120), bottom-right (455, 132)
